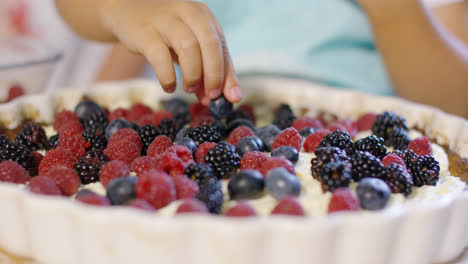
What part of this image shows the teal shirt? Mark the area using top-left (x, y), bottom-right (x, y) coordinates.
top-left (201, 0), bottom-right (393, 95)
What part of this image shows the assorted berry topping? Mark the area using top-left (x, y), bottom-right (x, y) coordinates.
top-left (0, 95), bottom-right (452, 217)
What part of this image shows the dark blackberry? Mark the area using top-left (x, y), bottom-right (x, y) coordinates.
top-left (0, 135), bottom-right (10, 147)
top-left (407, 155), bottom-right (440, 187)
top-left (158, 118), bottom-right (180, 141)
top-left (187, 125), bottom-right (221, 146)
top-left (0, 140), bottom-right (36, 175)
top-left (47, 134), bottom-right (60, 150)
top-left (311, 146), bottom-right (350, 179)
top-left (372, 111), bottom-right (408, 145)
top-left (82, 130), bottom-right (107, 151)
top-left (83, 111), bottom-right (109, 135)
top-left (391, 149), bottom-right (407, 161)
top-left (317, 130), bottom-right (354, 155)
top-left (318, 161), bottom-right (352, 192)
top-left (226, 109), bottom-right (253, 124)
top-left (173, 112), bottom-right (192, 127)
top-left (14, 122), bottom-right (47, 151)
top-left (137, 125), bottom-right (160, 155)
top-left (204, 143), bottom-right (240, 179)
top-left (351, 151), bottom-right (385, 181)
top-left (273, 104), bottom-right (296, 129)
top-left (185, 162), bottom-right (217, 185)
top-left (354, 135), bottom-right (387, 160)
top-left (388, 127), bottom-right (410, 150)
top-left (403, 150), bottom-right (419, 168)
top-left (383, 164), bottom-right (413, 196)
top-left (75, 150), bottom-right (108, 184)
top-left (196, 180), bottom-right (223, 214)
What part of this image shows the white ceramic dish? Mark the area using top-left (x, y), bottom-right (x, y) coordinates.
top-left (0, 77), bottom-right (466, 264)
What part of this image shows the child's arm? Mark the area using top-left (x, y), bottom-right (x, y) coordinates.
top-left (358, 0), bottom-right (468, 117)
top-left (54, 0), bottom-right (241, 105)
top-left (95, 44), bottom-right (147, 82)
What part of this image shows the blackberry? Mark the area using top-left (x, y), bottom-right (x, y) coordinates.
top-left (403, 150), bottom-right (419, 168)
top-left (204, 143), bottom-right (241, 179)
top-left (158, 118), bottom-right (180, 141)
top-left (0, 140), bottom-right (36, 175)
top-left (317, 130), bottom-right (354, 155)
top-left (407, 155), bottom-right (440, 187)
top-left (0, 135), bottom-right (10, 147)
top-left (82, 130), bottom-right (107, 151)
top-left (354, 135), bottom-right (387, 160)
top-left (185, 162), bottom-right (217, 185)
top-left (137, 125), bottom-right (160, 155)
top-left (383, 164), bottom-right (413, 196)
top-left (351, 151), bottom-right (385, 181)
top-left (47, 135), bottom-right (60, 150)
top-left (196, 180), bottom-right (223, 214)
top-left (372, 111), bottom-right (408, 145)
top-left (388, 127), bottom-right (410, 150)
top-left (75, 150), bottom-right (108, 184)
top-left (273, 104), bottom-right (296, 129)
top-left (83, 111), bottom-right (109, 135)
top-left (318, 161), bottom-right (352, 192)
top-left (311, 146), bottom-right (349, 179)
top-left (173, 112), bottom-right (192, 127)
top-left (187, 125), bottom-right (221, 146)
top-left (14, 122), bottom-right (47, 151)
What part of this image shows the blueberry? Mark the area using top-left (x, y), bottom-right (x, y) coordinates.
top-left (299, 127), bottom-right (317, 138)
top-left (105, 118), bottom-right (133, 140)
top-left (175, 127), bottom-right (189, 141)
top-left (165, 98), bottom-right (189, 116)
top-left (356, 177), bottom-right (391, 210)
top-left (209, 94), bottom-right (233, 119)
top-left (226, 118), bottom-right (254, 134)
top-left (228, 170), bottom-right (265, 200)
top-left (75, 189), bottom-right (95, 199)
top-left (265, 168), bottom-right (300, 199)
top-left (236, 137), bottom-right (260, 157)
top-left (256, 125), bottom-right (281, 152)
top-left (251, 136), bottom-right (264, 151)
top-left (74, 100), bottom-right (105, 122)
top-left (175, 137), bottom-right (198, 154)
top-left (271, 145), bottom-right (299, 164)
top-left (106, 176), bottom-right (137, 205)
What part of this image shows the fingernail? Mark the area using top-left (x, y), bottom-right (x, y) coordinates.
top-left (209, 89), bottom-right (222, 99)
top-left (229, 86), bottom-right (242, 101)
top-left (187, 84), bottom-right (199, 93)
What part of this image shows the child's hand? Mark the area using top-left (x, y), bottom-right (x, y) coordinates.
top-left (100, 0), bottom-right (241, 105)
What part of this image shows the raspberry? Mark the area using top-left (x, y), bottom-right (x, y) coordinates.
top-left (240, 151), bottom-right (269, 170)
top-left (164, 145), bottom-right (194, 165)
top-left (357, 113), bottom-right (377, 131)
top-left (195, 142), bottom-right (217, 163)
top-left (100, 160), bottom-right (130, 187)
top-left (271, 196), bottom-right (305, 216)
top-left (328, 120), bottom-right (358, 139)
top-left (44, 167), bottom-right (81, 196)
top-left (108, 108), bottom-right (131, 122)
top-left (131, 156), bottom-right (157, 175)
top-left (189, 103), bottom-right (210, 118)
top-left (0, 160), bottom-right (30, 184)
top-left (272, 127), bottom-right (302, 152)
top-left (28, 176), bottom-right (62, 196)
top-left (173, 174), bottom-right (199, 200)
top-left (126, 198), bottom-right (156, 212)
top-left (238, 104), bottom-right (256, 124)
top-left (225, 201), bottom-right (257, 217)
top-left (6, 84), bottom-right (25, 102)
top-left (408, 136), bottom-right (433, 156)
top-left (176, 198), bottom-right (208, 214)
top-left (227, 126), bottom-right (255, 146)
top-left (155, 151), bottom-right (186, 176)
top-left (259, 157), bottom-right (295, 177)
top-left (137, 111), bottom-right (169, 127)
top-left (14, 121), bottom-right (48, 151)
top-left (292, 117), bottom-right (323, 131)
top-left (54, 110), bottom-right (81, 133)
top-left (129, 103), bottom-right (153, 122)
top-left (327, 188), bottom-right (359, 214)
top-left (381, 153), bottom-right (407, 169)
top-left (57, 120), bottom-right (84, 137)
top-left (0, 140), bottom-right (36, 175)
top-left (191, 115), bottom-right (215, 128)
top-left (75, 192), bottom-right (111, 206)
top-left (147, 135), bottom-right (173, 158)
top-left (303, 129), bottom-right (331, 153)
top-left (107, 128), bottom-right (143, 151)
top-left (135, 169), bottom-right (176, 209)
top-left (103, 140), bottom-right (140, 166)
top-left (75, 150), bottom-right (107, 184)
top-left (58, 134), bottom-right (90, 159)
top-left (39, 148), bottom-right (78, 175)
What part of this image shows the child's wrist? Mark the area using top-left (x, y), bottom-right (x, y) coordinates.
top-left (359, 0), bottom-right (424, 24)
